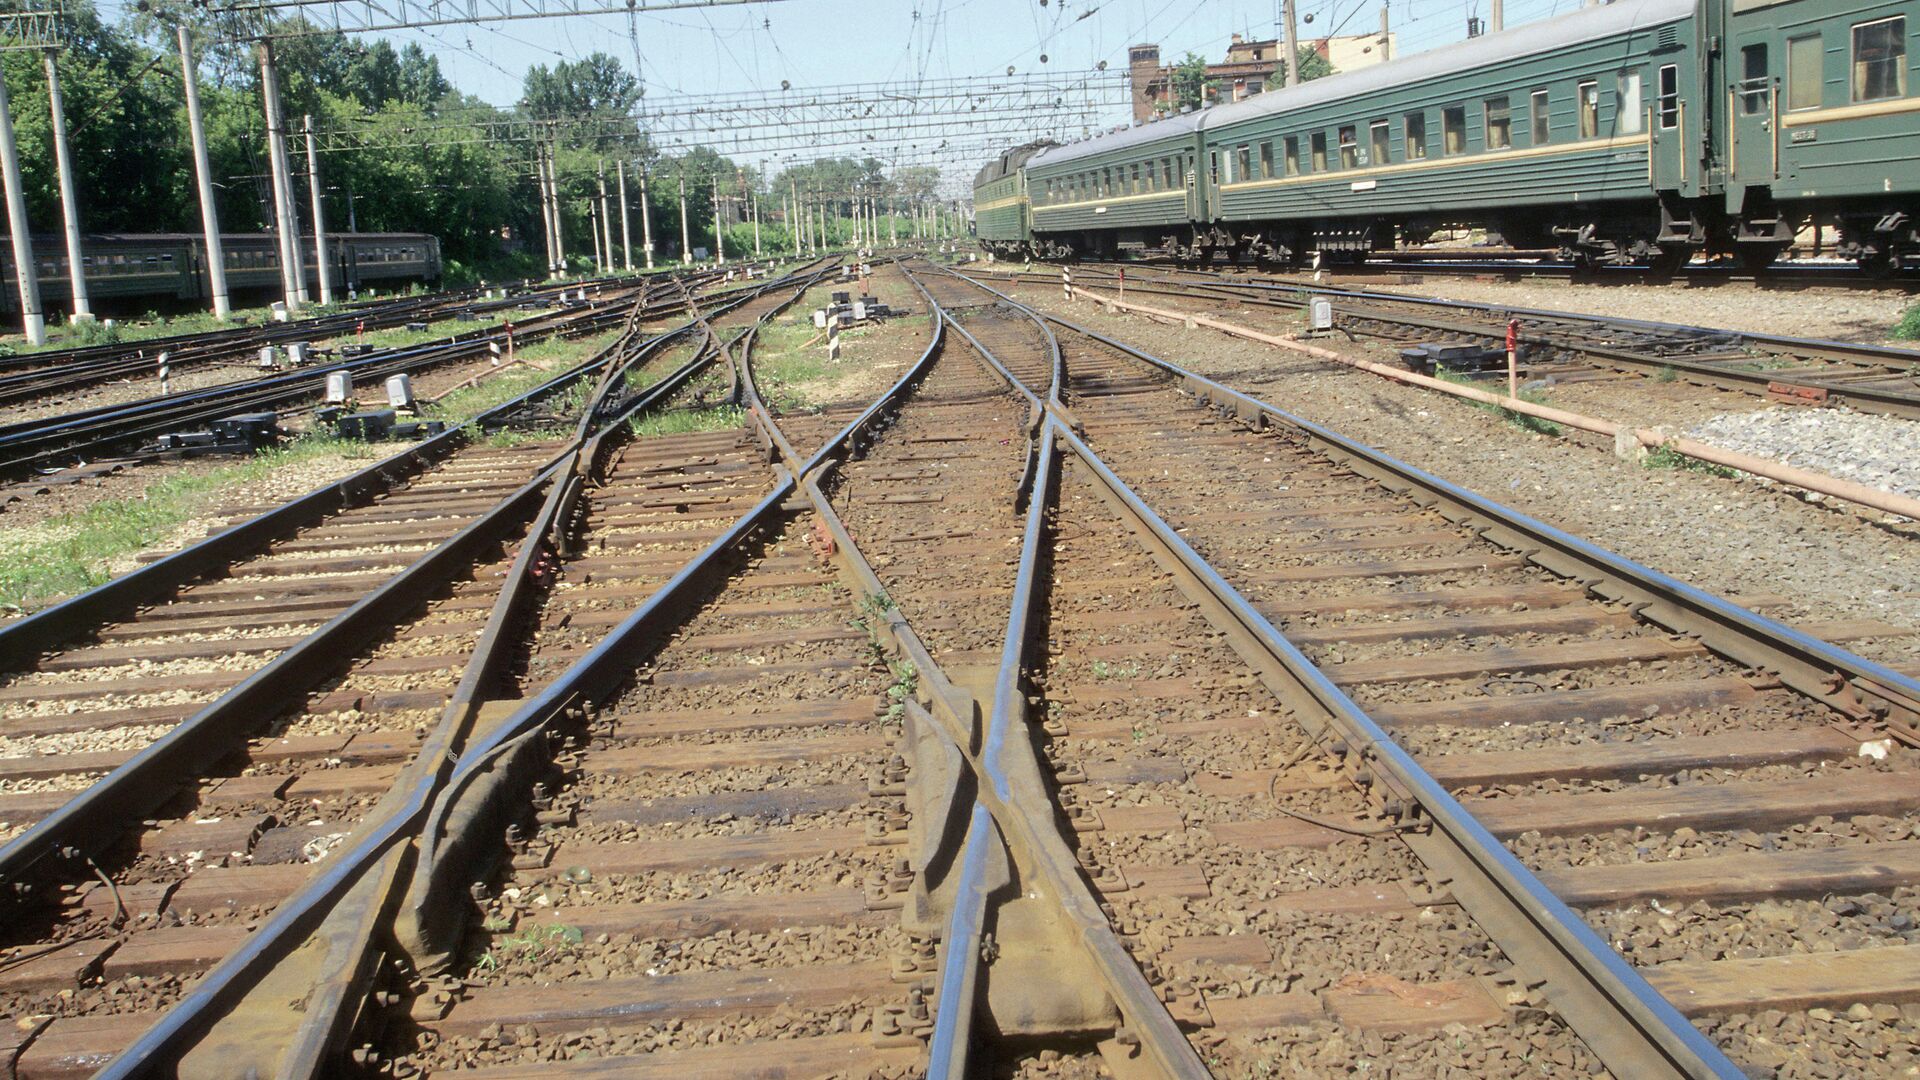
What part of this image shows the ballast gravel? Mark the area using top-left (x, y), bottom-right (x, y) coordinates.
top-left (1686, 407), bottom-right (1920, 503)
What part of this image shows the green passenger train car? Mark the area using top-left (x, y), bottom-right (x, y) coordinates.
top-left (975, 0), bottom-right (1920, 271)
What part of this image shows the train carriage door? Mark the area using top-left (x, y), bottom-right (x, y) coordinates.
top-left (1185, 153), bottom-right (1201, 220)
top-left (1728, 31), bottom-right (1779, 198)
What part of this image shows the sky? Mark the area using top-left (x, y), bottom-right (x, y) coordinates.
top-left (96, 0), bottom-right (1589, 186)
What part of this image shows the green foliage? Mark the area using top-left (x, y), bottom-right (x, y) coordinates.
top-left (1434, 369), bottom-right (1564, 436)
top-left (1263, 47), bottom-right (1337, 90)
top-left (1642, 443), bottom-right (1742, 478)
top-left (0, 432), bottom-right (378, 612)
top-left (627, 403), bottom-right (744, 437)
top-left (1171, 52), bottom-right (1216, 112)
top-left (1892, 302), bottom-right (1920, 340)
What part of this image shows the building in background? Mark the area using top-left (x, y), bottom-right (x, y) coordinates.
top-left (1127, 31), bottom-right (1397, 123)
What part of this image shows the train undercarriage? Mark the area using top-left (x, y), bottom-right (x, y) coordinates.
top-left (1019, 192), bottom-right (1918, 274)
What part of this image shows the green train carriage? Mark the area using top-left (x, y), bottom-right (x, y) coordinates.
top-left (978, 0), bottom-right (1920, 271)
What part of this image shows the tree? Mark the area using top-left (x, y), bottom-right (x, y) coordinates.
top-left (521, 53), bottom-right (641, 123)
top-left (1170, 52), bottom-right (1216, 112)
top-left (1264, 46), bottom-right (1336, 90)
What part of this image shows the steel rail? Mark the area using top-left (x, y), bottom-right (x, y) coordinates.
top-left (0, 274), bottom-right (801, 881)
top-left (896, 262), bottom-right (1213, 1077)
top-left (931, 263), bottom-right (1755, 1078)
top-left (1018, 264), bottom-right (1920, 417)
top-left (80, 265), bottom-right (834, 1078)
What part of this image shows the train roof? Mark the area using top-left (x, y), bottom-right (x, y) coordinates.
top-left (1026, 109), bottom-right (1206, 171)
top-left (973, 140), bottom-right (1062, 187)
top-left (1015, 0), bottom-right (1692, 173)
top-left (1200, 0), bottom-right (1693, 132)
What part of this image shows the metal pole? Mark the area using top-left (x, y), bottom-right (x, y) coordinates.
top-left (639, 165), bottom-right (655, 270)
top-left (1491, 0), bottom-right (1503, 31)
top-left (790, 179), bottom-right (801, 254)
top-left (258, 41), bottom-right (305, 311)
top-left (537, 151), bottom-right (557, 276)
top-left (548, 147), bottom-right (567, 276)
top-left (678, 176), bottom-right (691, 265)
top-left (752, 196), bottom-right (761, 257)
top-left (43, 50), bottom-right (90, 321)
top-left (889, 197), bottom-right (898, 245)
top-left (588, 197), bottom-right (603, 272)
top-left (1281, 0), bottom-right (1302, 88)
top-left (303, 114), bottom-right (334, 305)
top-left (178, 27), bottom-right (230, 320)
top-left (1380, 5), bottom-right (1391, 61)
top-left (712, 175), bottom-right (725, 265)
top-left (596, 160), bottom-right (612, 274)
top-left (616, 159), bottom-right (633, 272)
top-left (0, 74), bottom-right (45, 345)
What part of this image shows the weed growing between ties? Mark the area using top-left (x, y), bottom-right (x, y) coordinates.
top-left (885, 659), bottom-right (918, 723)
top-left (425, 329), bottom-right (622, 424)
top-left (1433, 368), bottom-right (1564, 436)
top-left (473, 923), bottom-right (584, 971)
top-left (0, 433), bottom-right (382, 612)
top-left (1893, 302), bottom-right (1920, 340)
top-left (627, 403), bottom-right (745, 437)
top-left (1641, 442), bottom-right (1743, 479)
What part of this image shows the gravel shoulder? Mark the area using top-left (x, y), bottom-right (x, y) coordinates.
top-left (1310, 273), bottom-right (1919, 346)
top-left (1006, 281), bottom-right (1920, 665)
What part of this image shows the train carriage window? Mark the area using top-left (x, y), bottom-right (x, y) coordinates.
top-left (1259, 141), bottom-right (1275, 179)
top-left (1132, 163), bottom-right (1143, 192)
top-left (1338, 125), bottom-right (1358, 168)
top-left (1284, 135), bottom-right (1300, 175)
top-left (1530, 89), bottom-right (1551, 144)
top-left (1852, 17), bottom-right (1905, 102)
top-left (1578, 81), bottom-right (1600, 137)
top-left (1162, 158), bottom-right (1176, 188)
top-left (1209, 150), bottom-right (1220, 185)
top-left (1740, 45), bottom-right (1769, 114)
top-left (1235, 144), bottom-right (1251, 182)
top-left (1484, 96), bottom-right (1512, 149)
top-left (1618, 72), bottom-right (1643, 133)
top-left (1404, 111), bottom-right (1426, 159)
top-left (1442, 106), bottom-right (1466, 154)
top-left (1658, 65), bottom-right (1680, 127)
top-left (1370, 120), bottom-right (1390, 166)
top-left (1310, 132), bottom-right (1327, 172)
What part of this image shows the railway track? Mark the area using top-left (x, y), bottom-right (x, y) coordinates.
top-left (926, 262), bottom-right (1920, 1075)
top-left (0, 264), bottom-right (837, 1077)
top-left (993, 263), bottom-right (1920, 421)
top-left (6, 252), bottom-right (1916, 1077)
top-left (0, 284), bottom-right (650, 480)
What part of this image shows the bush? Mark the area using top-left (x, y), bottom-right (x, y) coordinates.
top-left (1893, 302), bottom-right (1920, 339)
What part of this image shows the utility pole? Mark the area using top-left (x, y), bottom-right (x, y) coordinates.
top-left (304, 115), bottom-right (334, 305)
top-left (1280, 0), bottom-right (1302, 88)
top-left (0, 71), bottom-right (44, 344)
top-left (178, 28), bottom-right (229, 319)
top-left (547, 146), bottom-right (567, 277)
top-left (1491, 0), bottom-right (1503, 31)
top-left (588, 197), bottom-right (603, 272)
top-left (616, 159), bottom-right (633, 272)
top-left (638, 164), bottom-right (655, 270)
top-left (43, 49), bottom-right (89, 321)
top-left (1380, 5), bottom-right (1391, 61)
top-left (537, 151), bottom-right (557, 277)
top-left (712, 175), bottom-right (726, 265)
top-left (888, 197), bottom-right (897, 246)
top-left (752, 196), bottom-right (762, 257)
top-left (596, 161), bottom-right (613, 274)
top-left (790, 179), bottom-right (801, 255)
top-left (678, 176), bottom-right (691, 266)
top-left (258, 41), bottom-right (306, 310)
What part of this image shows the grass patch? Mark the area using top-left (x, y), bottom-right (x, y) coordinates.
top-left (1091, 659), bottom-right (1142, 681)
top-left (1434, 368), bottom-right (1564, 436)
top-left (628, 402), bottom-right (744, 437)
top-left (0, 302), bottom-right (367, 356)
top-left (1641, 443), bottom-right (1742, 479)
top-left (423, 329), bottom-right (621, 425)
top-left (1894, 302), bottom-right (1920, 340)
top-left (0, 433), bottom-right (381, 613)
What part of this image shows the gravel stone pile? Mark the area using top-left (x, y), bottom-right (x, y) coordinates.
top-left (1687, 407), bottom-right (1920, 504)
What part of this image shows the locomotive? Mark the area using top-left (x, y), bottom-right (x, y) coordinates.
top-left (975, 0), bottom-right (1920, 271)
